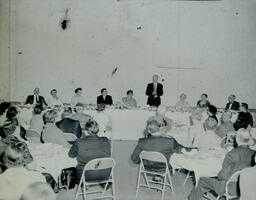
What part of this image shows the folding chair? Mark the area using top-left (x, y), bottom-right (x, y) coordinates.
top-left (216, 170), bottom-right (241, 200)
top-left (171, 162), bottom-right (193, 186)
top-left (75, 157), bottom-right (115, 200)
top-left (136, 151), bottom-right (174, 200)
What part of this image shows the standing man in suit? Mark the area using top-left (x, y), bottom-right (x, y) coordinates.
top-left (225, 95), bottom-right (240, 111)
top-left (97, 88), bottom-right (113, 106)
top-left (146, 75), bottom-right (163, 107)
top-left (55, 108), bottom-right (82, 138)
top-left (25, 88), bottom-right (48, 107)
top-left (188, 128), bottom-right (255, 200)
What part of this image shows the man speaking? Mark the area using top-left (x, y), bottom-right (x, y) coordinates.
top-left (146, 75), bottom-right (163, 107)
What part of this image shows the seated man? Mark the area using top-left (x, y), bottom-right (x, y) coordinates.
top-left (68, 120), bottom-right (111, 182)
top-left (122, 90), bottom-right (137, 108)
top-left (56, 108), bottom-right (82, 138)
top-left (239, 153), bottom-right (256, 200)
top-left (72, 103), bottom-right (92, 131)
top-left (188, 129), bottom-right (255, 200)
top-left (25, 88), bottom-right (48, 108)
top-left (47, 89), bottom-right (63, 107)
top-left (147, 105), bottom-right (172, 135)
top-left (131, 120), bottom-right (195, 172)
top-left (97, 88), bottom-right (113, 106)
top-left (215, 111), bottom-right (235, 138)
top-left (234, 102), bottom-right (254, 131)
top-left (225, 95), bottom-right (240, 111)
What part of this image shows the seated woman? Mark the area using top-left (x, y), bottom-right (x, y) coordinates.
top-left (206, 104), bottom-right (218, 124)
top-left (147, 105), bottom-right (172, 135)
top-left (0, 142), bottom-right (45, 200)
top-left (27, 105), bottom-right (44, 143)
top-left (41, 110), bottom-right (70, 148)
top-left (71, 88), bottom-right (85, 105)
top-left (215, 111), bottom-right (235, 138)
top-left (122, 90), bottom-right (137, 108)
top-left (47, 89), bottom-right (63, 107)
top-left (68, 120), bottom-right (111, 183)
top-left (72, 103), bottom-right (92, 132)
top-left (0, 102), bottom-right (11, 126)
top-left (233, 102), bottom-right (254, 131)
top-left (193, 117), bottom-right (221, 149)
top-left (175, 93), bottom-right (190, 111)
top-left (196, 93), bottom-right (210, 109)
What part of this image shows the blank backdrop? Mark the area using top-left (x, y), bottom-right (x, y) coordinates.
top-left (2, 0), bottom-right (256, 107)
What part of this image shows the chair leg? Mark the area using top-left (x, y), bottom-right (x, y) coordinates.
top-left (183, 172), bottom-right (191, 185)
top-left (111, 175), bottom-right (116, 199)
top-left (168, 171), bottom-right (174, 193)
top-left (75, 181), bottom-right (82, 200)
top-left (161, 175), bottom-right (167, 200)
top-left (135, 171), bottom-right (141, 198)
top-left (83, 182), bottom-right (87, 200)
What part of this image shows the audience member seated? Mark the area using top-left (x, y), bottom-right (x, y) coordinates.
top-left (47, 89), bottom-right (63, 107)
top-left (233, 102), bottom-right (254, 131)
top-left (0, 143), bottom-right (45, 200)
top-left (25, 87), bottom-right (48, 108)
top-left (20, 182), bottom-right (56, 200)
top-left (97, 88), bottom-right (113, 105)
top-left (197, 93), bottom-right (210, 108)
top-left (131, 120), bottom-right (195, 172)
top-left (193, 117), bottom-right (221, 149)
top-left (93, 104), bottom-right (112, 139)
top-left (190, 107), bottom-right (204, 126)
top-left (71, 88), bottom-right (85, 105)
top-left (225, 95), bottom-right (240, 111)
top-left (41, 110), bottom-right (70, 148)
top-left (188, 129), bottom-right (255, 200)
top-left (147, 105), bottom-right (172, 135)
top-left (175, 93), bottom-right (190, 112)
top-left (68, 120), bottom-right (111, 182)
top-left (28, 104), bottom-right (44, 135)
top-left (72, 103), bottom-right (92, 131)
top-left (0, 102), bottom-right (11, 126)
top-left (6, 105), bottom-right (19, 121)
top-left (55, 108), bottom-right (82, 138)
top-left (239, 153), bottom-right (256, 200)
top-left (122, 90), bottom-right (137, 108)
top-left (206, 104), bottom-right (218, 123)
top-left (215, 111), bottom-right (235, 138)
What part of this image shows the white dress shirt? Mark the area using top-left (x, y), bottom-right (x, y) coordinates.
top-left (48, 96), bottom-right (62, 106)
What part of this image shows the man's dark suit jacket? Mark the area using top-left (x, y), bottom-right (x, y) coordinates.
top-left (146, 83), bottom-right (163, 107)
top-left (225, 101), bottom-right (240, 111)
top-left (131, 136), bottom-right (184, 171)
top-left (233, 111), bottom-right (254, 131)
top-left (55, 118), bottom-right (82, 138)
top-left (97, 95), bottom-right (113, 105)
top-left (69, 135), bottom-right (111, 181)
top-left (25, 95), bottom-right (48, 106)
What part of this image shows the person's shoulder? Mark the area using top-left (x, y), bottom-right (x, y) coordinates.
top-left (158, 83), bottom-right (163, 86)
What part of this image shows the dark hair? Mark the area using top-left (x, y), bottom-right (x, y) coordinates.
top-left (241, 102), bottom-right (248, 110)
top-left (43, 110), bottom-right (57, 124)
top-left (230, 95), bottom-right (236, 99)
top-left (34, 104), bottom-right (43, 115)
top-left (50, 89), bottom-right (57, 94)
top-left (61, 107), bottom-right (72, 119)
top-left (101, 88), bottom-right (107, 94)
top-left (127, 90), bottom-right (133, 95)
top-left (75, 88), bottom-right (82, 94)
top-left (84, 120), bottom-right (98, 135)
top-left (0, 102), bottom-right (11, 115)
top-left (208, 105), bottom-right (217, 115)
top-left (6, 106), bottom-right (18, 119)
top-left (201, 93), bottom-right (208, 98)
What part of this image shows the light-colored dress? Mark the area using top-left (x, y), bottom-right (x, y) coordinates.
top-left (175, 100), bottom-right (190, 111)
top-left (71, 95), bottom-right (85, 105)
top-left (122, 97), bottom-right (137, 107)
top-left (48, 96), bottom-right (63, 106)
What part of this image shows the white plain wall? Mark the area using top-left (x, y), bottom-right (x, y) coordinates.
top-left (3, 0), bottom-right (256, 107)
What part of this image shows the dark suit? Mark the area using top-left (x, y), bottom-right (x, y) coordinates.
top-left (188, 145), bottom-right (255, 200)
top-left (146, 83), bottom-right (163, 107)
top-left (97, 95), bottom-right (113, 105)
top-left (25, 95), bottom-right (48, 107)
top-left (225, 101), bottom-right (240, 111)
top-left (233, 111), bottom-right (254, 131)
top-left (69, 135), bottom-right (111, 181)
top-left (131, 136), bottom-right (184, 171)
top-left (55, 118), bottom-right (82, 138)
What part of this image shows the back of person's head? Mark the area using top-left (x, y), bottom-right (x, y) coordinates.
top-left (85, 119), bottom-right (99, 135)
top-left (74, 103), bottom-right (84, 113)
top-left (221, 111), bottom-right (232, 123)
top-left (146, 120), bottom-right (161, 135)
top-left (6, 106), bottom-right (18, 119)
top-left (20, 182), bottom-right (56, 200)
top-left (204, 117), bottom-right (218, 131)
top-left (236, 128), bottom-right (251, 146)
top-left (0, 102), bottom-right (11, 115)
top-left (61, 107), bottom-right (72, 119)
top-left (43, 110), bottom-right (57, 124)
top-left (34, 104), bottom-right (43, 115)
top-left (1, 119), bottom-right (18, 138)
top-left (241, 102), bottom-right (248, 111)
top-left (207, 105), bottom-right (217, 116)
top-left (4, 141), bottom-right (28, 168)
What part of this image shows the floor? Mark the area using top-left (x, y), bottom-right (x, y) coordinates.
top-left (56, 140), bottom-right (201, 200)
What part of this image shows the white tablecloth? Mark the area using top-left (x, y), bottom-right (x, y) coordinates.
top-left (170, 148), bottom-right (227, 184)
top-left (28, 143), bottom-right (77, 181)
